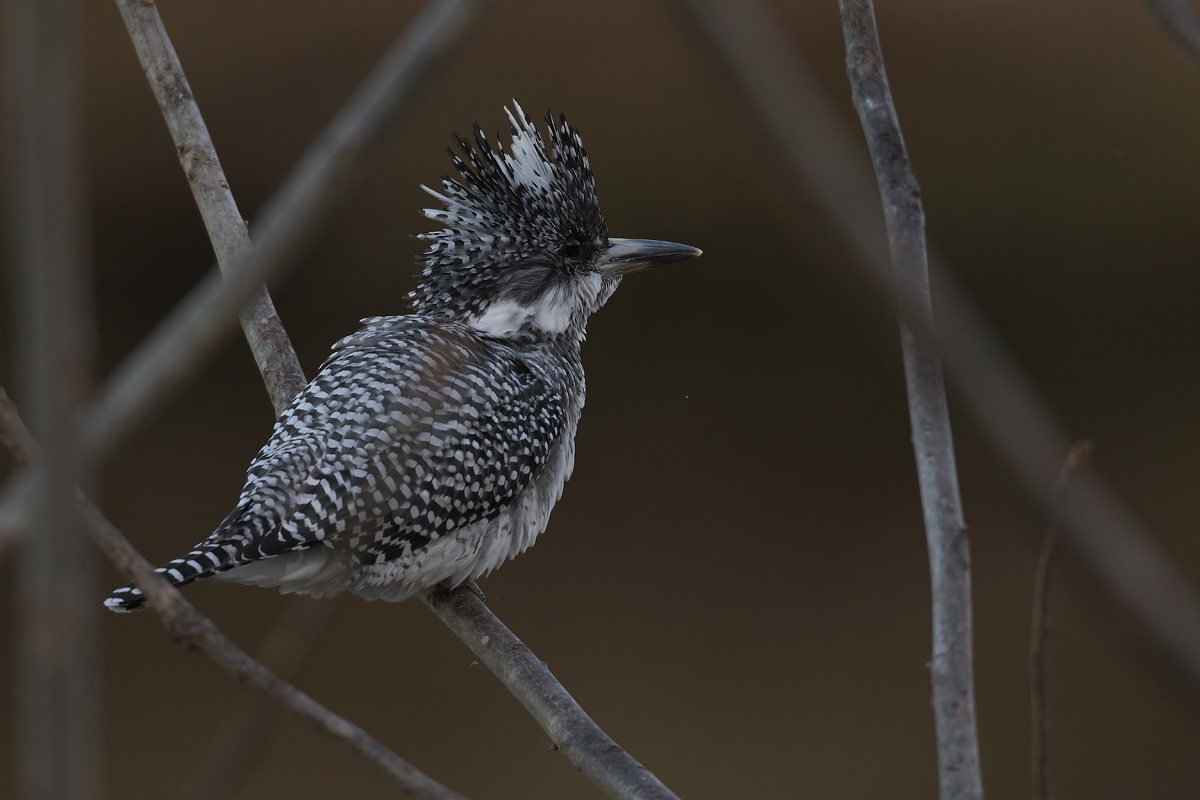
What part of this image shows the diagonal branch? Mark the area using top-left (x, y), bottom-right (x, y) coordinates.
top-left (0, 389), bottom-right (467, 800)
top-left (114, 0), bottom-right (306, 415)
top-left (673, 0), bottom-right (1200, 706)
top-left (82, 0), bottom-right (491, 461)
top-left (113, 3), bottom-right (338, 790)
top-left (838, 3), bottom-right (982, 798)
top-left (425, 589), bottom-right (682, 800)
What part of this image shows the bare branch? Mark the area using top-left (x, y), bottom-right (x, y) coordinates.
top-left (673, 0), bottom-right (1200, 705)
top-left (81, 0), bottom-right (491, 461)
top-left (837, 3), bottom-right (982, 797)
top-left (1140, 0), bottom-right (1200, 68)
top-left (425, 588), bottom-right (681, 800)
top-left (0, 393), bottom-right (468, 800)
top-left (114, 0), bottom-right (306, 414)
top-left (1030, 439), bottom-right (1094, 800)
top-left (5, 0), bottom-right (101, 794)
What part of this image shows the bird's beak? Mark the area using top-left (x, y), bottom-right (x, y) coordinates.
top-left (597, 237), bottom-right (702, 280)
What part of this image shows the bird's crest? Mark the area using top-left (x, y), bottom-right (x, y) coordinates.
top-left (412, 102), bottom-right (607, 319)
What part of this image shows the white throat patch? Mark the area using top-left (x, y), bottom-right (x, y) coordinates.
top-left (468, 273), bottom-right (603, 338)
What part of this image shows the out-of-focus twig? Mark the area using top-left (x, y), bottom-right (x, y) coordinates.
top-left (425, 589), bottom-right (681, 800)
top-left (1030, 439), bottom-right (1094, 800)
top-left (114, 0), bottom-right (306, 416)
top-left (82, 0), bottom-right (491, 461)
top-left (174, 599), bottom-right (339, 800)
top-left (1140, 0), bottom-right (1200, 69)
top-left (5, 0), bottom-right (101, 795)
top-left (837, 3), bottom-right (982, 798)
top-left (673, 0), bottom-right (1200, 705)
top-left (0, 393), bottom-right (467, 800)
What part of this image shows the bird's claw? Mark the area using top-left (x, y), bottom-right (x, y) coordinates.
top-left (464, 578), bottom-right (487, 603)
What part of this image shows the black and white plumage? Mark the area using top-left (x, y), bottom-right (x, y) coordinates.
top-left (105, 102), bottom-right (699, 613)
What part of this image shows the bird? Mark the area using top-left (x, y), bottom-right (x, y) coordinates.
top-left (104, 102), bottom-right (700, 612)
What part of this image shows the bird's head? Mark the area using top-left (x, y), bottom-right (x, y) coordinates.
top-left (413, 102), bottom-right (700, 342)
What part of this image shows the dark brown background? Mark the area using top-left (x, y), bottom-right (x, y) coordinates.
top-left (3, 0), bottom-right (1200, 797)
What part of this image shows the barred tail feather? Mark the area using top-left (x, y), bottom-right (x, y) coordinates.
top-left (102, 541), bottom-right (245, 613)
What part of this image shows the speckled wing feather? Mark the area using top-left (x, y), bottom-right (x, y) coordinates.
top-left (105, 315), bottom-right (573, 611)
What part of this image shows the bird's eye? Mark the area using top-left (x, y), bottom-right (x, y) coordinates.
top-left (562, 237), bottom-right (582, 258)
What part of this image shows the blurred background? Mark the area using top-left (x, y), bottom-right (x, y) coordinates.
top-left (3, 0), bottom-right (1200, 797)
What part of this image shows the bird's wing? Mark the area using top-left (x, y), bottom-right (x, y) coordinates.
top-left (225, 317), bottom-right (569, 565)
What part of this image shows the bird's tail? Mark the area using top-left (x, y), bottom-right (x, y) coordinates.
top-left (103, 540), bottom-right (244, 613)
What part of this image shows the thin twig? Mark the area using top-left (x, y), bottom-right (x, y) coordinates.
top-left (1030, 439), bottom-right (1094, 800)
top-left (837, 3), bottom-right (982, 798)
top-left (114, 0), bottom-right (306, 415)
top-left (674, 0), bottom-right (1200, 705)
top-left (5, 0), bottom-right (101, 795)
top-left (425, 589), bottom-right (682, 800)
top-left (1140, 0), bottom-right (1200, 68)
top-left (0, 393), bottom-right (467, 800)
top-left (81, 0), bottom-right (490, 461)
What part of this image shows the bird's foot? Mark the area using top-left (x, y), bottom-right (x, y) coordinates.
top-left (429, 577), bottom-right (487, 604)
top-left (463, 578), bottom-right (487, 603)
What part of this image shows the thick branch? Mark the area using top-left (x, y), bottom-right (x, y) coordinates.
top-left (838, 3), bottom-right (982, 798)
top-left (115, 0), bottom-right (306, 414)
top-left (425, 589), bottom-right (681, 800)
top-left (674, 0), bottom-right (1200, 706)
top-left (0, 390), bottom-right (466, 800)
top-left (82, 0), bottom-right (490, 461)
